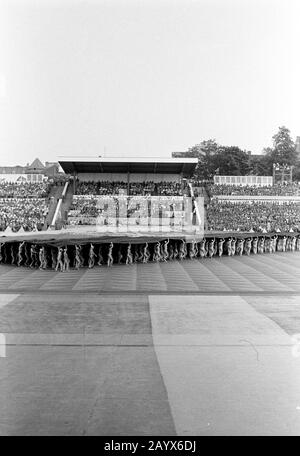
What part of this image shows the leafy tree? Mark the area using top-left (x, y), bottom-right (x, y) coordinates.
top-left (213, 146), bottom-right (250, 176)
top-left (271, 126), bottom-right (297, 166)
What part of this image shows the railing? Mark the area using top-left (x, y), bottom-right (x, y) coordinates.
top-left (50, 181), bottom-right (69, 228)
top-left (211, 195), bottom-right (300, 202)
top-left (188, 182), bottom-right (203, 229)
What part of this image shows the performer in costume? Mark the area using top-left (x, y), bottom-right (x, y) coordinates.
top-left (162, 239), bottom-right (169, 262)
top-left (97, 245), bottom-right (104, 266)
top-left (134, 245), bottom-right (139, 263)
top-left (286, 237), bottom-right (292, 252)
top-left (208, 238), bottom-right (215, 258)
top-left (291, 236), bottom-right (297, 252)
top-left (63, 247), bottom-right (70, 272)
top-left (258, 236), bottom-right (265, 254)
top-left (143, 243), bottom-right (150, 263)
top-left (138, 245), bottom-right (144, 263)
top-left (199, 238), bottom-right (206, 258)
top-left (252, 237), bottom-right (258, 254)
top-left (225, 238), bottom-right (232, 256)
top-left (51, 247), bottom-right (57, 270)
top-left (179, 240), bottom-right (186, 261)
top-left (217, 238), bottom-right (225, 257)
top-left (107, 242), bottom-right (114, 267)
top-left (126, 243), bottom-right (133, 265)
top-left (236, 238), bottom-right (245, 256)
top-left (17, 241), bottom-right (25, 267)
top-left (173, 242), bottom-right (179, 260)
top-left (168, 243), bottom-right (174, 261)
top-left (264, 237), bottom-right (271, 253)
top-left (282, 236), bottom-right (287, 252)
top-left (271, 235), bottom-right (278, 253)
top-left (276, 236), bottom-right (284, 252)
top-left (194, 240), bottom-right (199, 258)
top-left (244, 238), bottom-right (252, 256)
top-left (30, 244), bottom-right (37, 268)
top-left (88, 243), bottom-right (95, 269)
top-left (55, 247), bottom-right (64, 272)
top-left (117, 246), bottom-right (123, 264)
top-left (74, 245), bottom-right (81, 270)
top-left (188, 240), bottom-right (196, 260)
top-left (231, 238), bottom-right (237, 256)
top-left (39, 247), bottom-right (45, 270)
top-left (11, 244), bottom-right (16, 265)
top-left (153, 242), bottom-right (161, 262)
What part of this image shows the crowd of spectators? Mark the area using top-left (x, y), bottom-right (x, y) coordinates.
top-left (0, 181), bottom-right (50, 198)
top-left (208, 182), bottom-right (300, 197)
top-left (206, 200), bottom-right (300, 232)
top-left (0, 198), bottom-right (49, 232)
top-left (0, 181), bottom-right (51, 232)
top-left (75, 180), bottom-right (188, 196)
top-left (76, 181), bottom-right (128, 196)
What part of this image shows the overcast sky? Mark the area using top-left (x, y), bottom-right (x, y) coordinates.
top-left (0, 0), bottom-right (299, 166)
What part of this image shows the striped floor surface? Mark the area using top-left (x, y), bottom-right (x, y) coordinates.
top-left (0, 252), bottom-right (300, 435)
top-left (0, 251), bottom-right (299, 293)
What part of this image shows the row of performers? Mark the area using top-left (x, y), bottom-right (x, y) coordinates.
top-left (0, 235), bottom-right (299, 271)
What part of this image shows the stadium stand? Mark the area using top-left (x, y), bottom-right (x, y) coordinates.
top-left (206, 200), bottom-right (300, 232)
top-left (207, 182), bottom-right (300, 197)
top-left (0, 181), bottom-right (52, 232)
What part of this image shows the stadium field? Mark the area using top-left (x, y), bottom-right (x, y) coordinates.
top-left (0, 251), bottom-right (299, 293)
top-left (0, 252), bottom-right (300, 435)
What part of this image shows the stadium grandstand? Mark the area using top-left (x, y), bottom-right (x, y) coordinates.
top-left (0, 156), bottom-right (300, 269)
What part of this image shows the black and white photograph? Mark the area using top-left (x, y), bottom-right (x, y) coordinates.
top-left (0, 0), bottom-right (300, 440)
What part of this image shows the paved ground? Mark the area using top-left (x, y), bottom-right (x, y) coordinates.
top-left (0, 251), bottom-right (299, 293)
top-left (0, 252), bottom-right (300, 435)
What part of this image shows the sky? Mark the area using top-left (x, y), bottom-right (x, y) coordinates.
top-left (0, 0), bottom-right (299, 166)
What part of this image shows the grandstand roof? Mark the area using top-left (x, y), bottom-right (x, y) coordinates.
top-left (58, 157), bottom-right (198, 176)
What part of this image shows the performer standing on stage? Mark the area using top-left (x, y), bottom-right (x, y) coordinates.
top-left (55, 247), bottom-right (64, 272)
top-left (244, 238), bottom-right (252, 256)
top-left (107, 242), bottom-right (114, 267)
top-left (218, 238), bottom-right (225, 257)
top-left (252, 237), bottom-right (258, 254)
top-left (30, 244), bottom-right (37, 268)
top-left (118, 246), bottom-right (123, 264)
top-left (230, 238), bottom-right (236, 256)
top-left (126, 243), bottom-right (133, 265)
top-left (143, 243), bottom-right (150, 263)
top-left (17, 241), bottom-right (25, 267)
top-left (88, 243), bottom-right (96, 269)
top-left (97, 245), bottom-right (104, 266)
top-left (63, 247), bottom-right (70, 272)
top-left (199, 238), bottom-right (206, 258)
top-left (236, 238), bottom-right (245, 256)
top-left (258, 237), bottom-right (265, 254)
top-left (74, 245), bottom-right (81, 270)
top-left (208, 238), bottom-right (215, 258)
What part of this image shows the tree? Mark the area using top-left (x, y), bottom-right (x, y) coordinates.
top-left (174, 139), bottom-right (220, 179)
top-left (213, 146), bottom-right (250, 176)
top-left (271, 126), bottom-right (297, 166)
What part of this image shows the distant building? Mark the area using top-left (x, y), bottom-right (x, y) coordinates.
top-left (0, 158), bottom-right (60, 182)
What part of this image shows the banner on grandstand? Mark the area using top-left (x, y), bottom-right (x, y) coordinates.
top-left (90, 196), bottom-right (205, 236)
